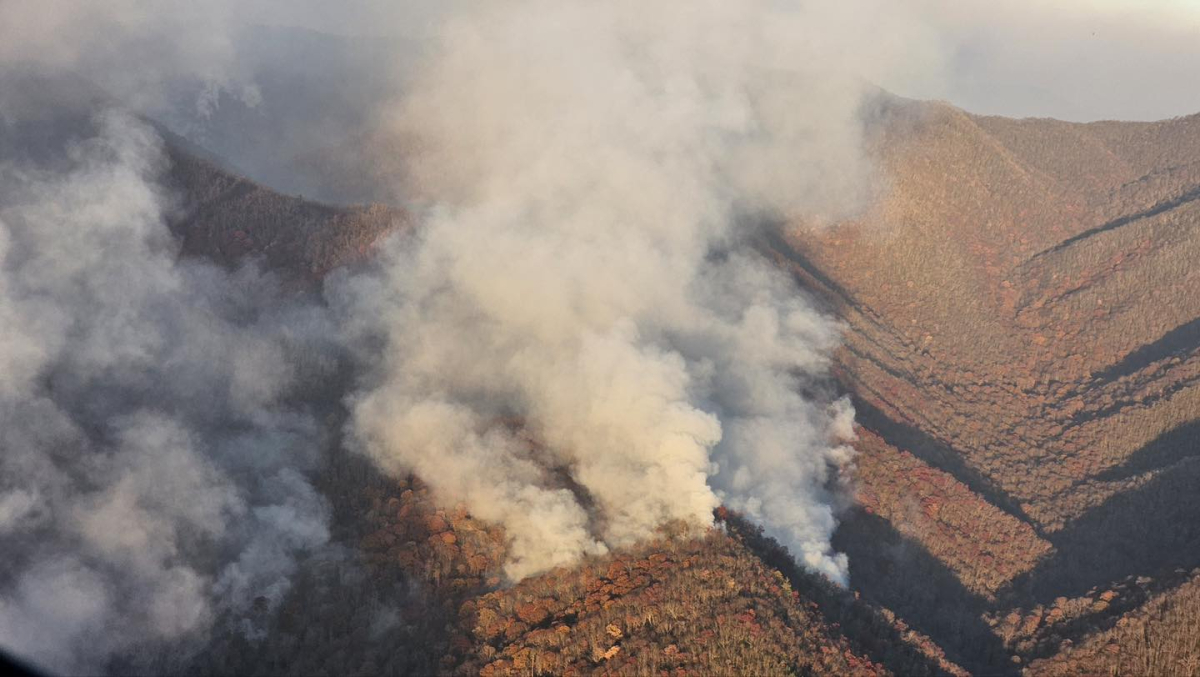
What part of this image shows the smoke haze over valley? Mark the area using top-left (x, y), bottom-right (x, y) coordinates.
top-left (2, 1), bottom-right (1200, 675)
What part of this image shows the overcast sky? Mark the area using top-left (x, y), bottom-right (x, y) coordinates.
top-left (902, 0), bottom-right (1200, 121)
top-left (2, 0), bottom-right (1197, 125)
top-left (269, 0), bottom-right (1200, 122)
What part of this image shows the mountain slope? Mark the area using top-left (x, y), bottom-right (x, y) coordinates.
top-left (135, 133), bottom-right (946, 676)
top-left (783, 97), bottom-right (1200, 672)
top-left (160, 96), bottom-right (1200, 675)
top-left (0, 68), bottom-right (406, 289)
top-left (58, 92), bottom-right (1198, 675)
top-left (163, 143), bottom-right (402, 283)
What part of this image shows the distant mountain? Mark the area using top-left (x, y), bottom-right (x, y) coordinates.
top-left (0, 67), bottom-right (406, 288)
top-left (163, 141), bottom-right (402, 284)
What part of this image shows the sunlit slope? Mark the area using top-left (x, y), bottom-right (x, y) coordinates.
top-left (784, 97), bottom-right (1200, 673)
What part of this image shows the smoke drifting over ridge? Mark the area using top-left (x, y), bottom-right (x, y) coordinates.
top-left (3, 0), bottom-right (1200, 673)
top-left (0, 109), bottom-right (336, 673)
top-left (335, 0), bottom-right (932, 583)
top-left (0, 0), bottom-right (952, 671)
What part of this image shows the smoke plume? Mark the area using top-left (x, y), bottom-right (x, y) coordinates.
top-left (12, 0), bottom-right (1153, 671)
top-left (0, 109), bottom-right (334, 674)
top-left (333, 0), bottom-right (929, 583)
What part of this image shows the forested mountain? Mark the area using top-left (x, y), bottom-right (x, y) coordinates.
top-left (149, 94), bottom-right (1200, 675)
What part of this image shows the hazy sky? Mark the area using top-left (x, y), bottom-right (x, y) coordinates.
top-left (909, 0), bottom-right (1200, 121)
top-left (2, 0), bottom-right (1197, 124)
top-left (267, 0), bottom-right (1200, 122)
top-left (262, 0), bottom-right (1200, 122)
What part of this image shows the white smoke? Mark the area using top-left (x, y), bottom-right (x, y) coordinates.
top-left (0, 111), bottom-right (333, 674)
top-left (335, 0), bottom-right (915, 583)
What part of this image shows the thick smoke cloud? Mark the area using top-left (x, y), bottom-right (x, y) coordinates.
top-left (7, 1), bottom-right (1196, 205)
top-left (333, 0), bottom-right (933, 583)
top-left (0, 111), bottom-right (334, 673)
top-left (14, 0), bottom-right (1195, 672)
top-left (0, 0), bottom-right (249, 116)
